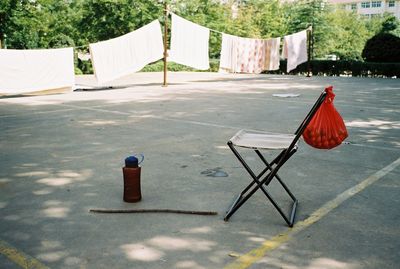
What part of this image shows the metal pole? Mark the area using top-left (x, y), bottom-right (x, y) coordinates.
top-left (162, 1), bottom-right (168, 87)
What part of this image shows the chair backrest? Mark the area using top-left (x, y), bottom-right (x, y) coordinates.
top-left (279, 90), bottom-right (327, 163)
top-left (294, 90), bottom-right (327, 137)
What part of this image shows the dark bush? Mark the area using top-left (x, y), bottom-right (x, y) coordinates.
top-left (362, 33), bottom-right (400, 62)
top-left (118, 59), bottom-right (400, 78)
top-left (265, 60), bottom-right (400, 78)
top-left (309, 60), bottom-right (399, 77)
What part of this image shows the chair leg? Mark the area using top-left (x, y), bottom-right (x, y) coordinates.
top-left (255, 149), bottom-right (298, 227)
top-left (225, 142), bottom-right (269, 221)
top-left (256, 150), bottom-right (297, 201)
top-left (225, 142), bottom-right (298, 227)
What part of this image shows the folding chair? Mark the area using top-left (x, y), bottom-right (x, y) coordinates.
top-left (224, 90), bottom-right (327, 227)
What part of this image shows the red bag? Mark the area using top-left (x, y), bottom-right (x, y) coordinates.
top-left (303, 86), bottom-right (348, 149)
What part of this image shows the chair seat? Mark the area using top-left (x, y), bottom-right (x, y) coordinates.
top-left (229, 129), bottom-right (297, 150)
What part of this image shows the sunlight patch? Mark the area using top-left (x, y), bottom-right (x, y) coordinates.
top-left (0, 202), bottom-right (8, 209)
top-left (346, 119), bottom-right (400, 129)
top-left (148, 236), bottom-right (216, 252)
top-left (120, 243), bottom-right (164, 262)
top-left (33, 188), bottom-right (53, 195)
top-left (42, 207), bottom-right (70, 218)
top-left (38, 251), bottom-right (68, 262)
top-left (176, 260), bottom-right (206, 269)
top-left (182, 226), bottom-right (213, 234)
top-left (308, 258), bottom-right (357, 269)
top-left (37, 177), bottom-right (73, 186)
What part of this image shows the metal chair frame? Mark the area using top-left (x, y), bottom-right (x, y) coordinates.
top-left (224, 91), bottom-right (327, 227)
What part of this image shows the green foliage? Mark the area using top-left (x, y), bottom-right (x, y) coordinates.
top-left (362, 33), bottom-right (400, 62)
top-left (1, 0), bottom-right (45, 49)
top-left (283, 0), bottom-right (331, 58)
top-left (171, 0), bottom-right (231, 58)
top-left (325, 10), bottom-right (369, 61)
top-left (250, 0), bottom-right (287, 38)
top-left (381, 15), bottom-right (399, 33)
top-left (77, 0), bottom-right (162, 45)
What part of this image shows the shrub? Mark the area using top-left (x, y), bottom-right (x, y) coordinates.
top-left (362, 33), bottom-right (400, 62)
top-left (265, 60), bottom-right (400, 78)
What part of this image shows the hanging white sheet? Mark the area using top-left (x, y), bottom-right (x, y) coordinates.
top-left (264, 37), bottom-right (281, 71)
top-left (282, 30), bottom-right (308, 73)
top-left (0, 47), bottom-right (74, 94)
top-left (219, 35), bottom-right (280, 73)
top-left (89, 20), bottom-right (164, 84)
top-left (235, 37), bottom-right (266, 74)
top-left (169, 13), bottom-right (210, 70)
top-left (219, 34), bottom-right (238, 73)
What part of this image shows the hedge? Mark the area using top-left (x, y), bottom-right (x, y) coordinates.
top-left (79, 58), bottom-right (399, 78)
top-left (278, 60), bottom-right (400, 78)
top-left (142, 59), bottom-right (399, 78)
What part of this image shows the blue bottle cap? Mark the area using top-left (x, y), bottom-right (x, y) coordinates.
top-left (125, 156), bottom-right (138, 168)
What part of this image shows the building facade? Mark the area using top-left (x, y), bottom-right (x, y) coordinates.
top-left (328, 0), bottom-right (400, 19)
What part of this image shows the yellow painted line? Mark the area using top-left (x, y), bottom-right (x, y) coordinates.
top-left (225, 157), bottom-right (400, 269)
top-left (0, 239), bottom-right (50, 269)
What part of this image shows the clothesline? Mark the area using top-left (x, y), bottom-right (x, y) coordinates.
top-left (1, 13), bottom-right (311, 94)
top-left (79, 13), bottom-right (310, 84)
top-left (209, 28), bottom-right (225, 35)
top-left (71, 12), bottom-right (312, 51)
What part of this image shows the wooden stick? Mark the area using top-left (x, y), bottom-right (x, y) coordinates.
top-left (162, 1), bottom-right (168, 87)
top-left (90, 209), bottom-right (218, 216)
top-left (307, 27), bottom-right (312, 77)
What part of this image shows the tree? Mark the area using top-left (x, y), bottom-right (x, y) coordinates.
top-left (362, 33), bottom-right (400, 62)
top-left (250, 0), bottom-right (287, 38)
top-left (78, 0), bottom-right (162, 45)
top-left (283, 0), bottom-right (332, 59)
top-left (171, 0), bottom-right (232, 58)
top-left (0, 0), bottom-right (46, 49)
top-left (362, 15), bottom-right (400, 62)
top-left (0, 0), bottom-right (17, 48)
top-left (325, 9), bottom-right (370, 60)
top-left (381, 14), bottom-right (399, 33)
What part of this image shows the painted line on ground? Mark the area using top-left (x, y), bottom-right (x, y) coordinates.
top-left (0, 239), bottom-right (49, 269)
top-left (224, 157), bottom-right (400, 269)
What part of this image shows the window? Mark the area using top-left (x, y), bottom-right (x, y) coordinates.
top-left (361, 2), bottom-right (370, 8)
top-left (351, 3), bottom-right (357, 9)
top-left (371, 1), bottom-right (381, 7)
top-left (388, 0), bottom-right (395, 7)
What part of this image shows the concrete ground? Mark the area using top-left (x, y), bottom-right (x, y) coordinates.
top-left (0, 72), bottom-right (399, 269)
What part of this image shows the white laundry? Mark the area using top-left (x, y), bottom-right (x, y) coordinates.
top-left (169, 13), bottom-right (210, 70)
top-left (264, 37), bottom-right (281, 71)
top-left (219, 35), bottom-right (280, 73)
top-left (235, 37), bottom-right (265, 74)
top-left (89, 20), bottom-right (164, 84)
top-left (282, 30), bottom-right (308, 72)
top-left (0, 47), bottom-right (74, 94)
top-left (219, 34), bottom-right (238, 73)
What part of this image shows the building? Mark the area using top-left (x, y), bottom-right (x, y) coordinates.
top-left (328, 0), bottom-right (400, 19)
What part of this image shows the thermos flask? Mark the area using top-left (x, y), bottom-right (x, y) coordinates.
top-left (122, 155), bottom-right (143, 203)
